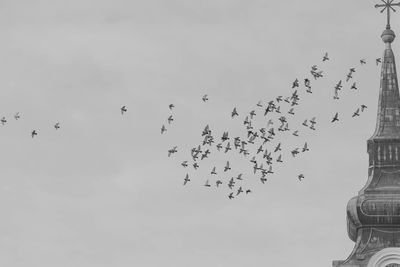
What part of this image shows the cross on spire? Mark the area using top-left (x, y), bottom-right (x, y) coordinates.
top-left (375, 0), bottom-right (400, 29)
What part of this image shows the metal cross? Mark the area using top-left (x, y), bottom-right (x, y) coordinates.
top-left (375, 0), bottom-right (400, 29)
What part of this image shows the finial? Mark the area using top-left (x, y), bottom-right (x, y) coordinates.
top-left (375, 0), bottom-right (400, 30)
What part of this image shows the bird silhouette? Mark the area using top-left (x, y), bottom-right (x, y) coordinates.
top-left (181, 161), bottom-right (188, 167)
top-left (376, 58), bottom-right (382, 65)
top-left (167, 115), bottom-right (174, 124)
top-left (322, 52), bottom-right (329, 62)
top-left (332, 112), bottom-right (339, 122)
top-left (14, 112), bottom-right (20, 120)
top-left (161, 125), bottom-right (167, 134)
top-left (202, 94), bottom-right (209, 102)
top-left (302, 142), bottom-right (309, 152)
top-left (31, 130), bottom-right (38, 138)
top-left (121, 106), bottom-right (127, 114)
top-left (183, 174), bottom-right (190, 185)
top-left (360, 59), bottom-right (366, 65)
top-left (231, 107), bottom-right (238, 118)
top-left (352, 108), bottom-right (360, 117)
top-left (351, 82), bottom-right (357, 90)
top-left (54, 122), bottom-right (60, 130)
top-left (361, 105), bottom-right (368, 112)
top-left (298, 174), bottom-right (304, 181)
top-left (169, 104), bottom-right (174, 110)
top-left (168, 146), bottom-right (177, 157)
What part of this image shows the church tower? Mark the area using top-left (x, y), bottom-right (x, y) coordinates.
top-left (333, 2), bottom-right (400, 267)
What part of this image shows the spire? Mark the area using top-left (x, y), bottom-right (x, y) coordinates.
top-left (370, 27), bottom-right (400, 139)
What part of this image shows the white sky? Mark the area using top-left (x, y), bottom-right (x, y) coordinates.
top-left (0, 0), bottom-right (396, 266)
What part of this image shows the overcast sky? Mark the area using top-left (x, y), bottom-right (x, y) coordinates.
top-left (0, 0), bottom-right (396, 266)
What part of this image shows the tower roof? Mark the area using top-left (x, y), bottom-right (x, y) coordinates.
top-left (370, 28), bottom-right (400, 139)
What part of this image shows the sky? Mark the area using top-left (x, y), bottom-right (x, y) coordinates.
top-left (0, 0), bottom-right (396, 266)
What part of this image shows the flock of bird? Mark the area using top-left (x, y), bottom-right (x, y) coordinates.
top-left (0, 112), bottom-right (61, 137)
top-left (158, 52), bottom-right (380, 199)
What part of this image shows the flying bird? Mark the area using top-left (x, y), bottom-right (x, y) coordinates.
top-left (376, 58), bottom-right (382, 65)
top-left (161, 125), bottom-right (167, 134)
top-left (361, 105), bottom-right (368, 112)
top-left (167, 115), bottom-right (174, 124)
top-left (332, 112), bottom-right (339, 122)
top-left (31, 130), bottom-right (38, 138)
top-left (302, 142), bottom-right (309, 152)
top-left (1, 117), bottom-right (6, 125)
top-left (274, 142), bottom-right (282, 152)
top-left (352, 108), bottom-right (360, 117)
top-left (224, 161), bottom-right (231, 172)
top-left (360, 59), bottom-right (366, 65)
top-left (228, 192), bottom-right (234, 199)
top-left (120, 106), bottom-right (127, 114)
top-left (14, 112), bottom-right (20, 120)
top-left (231, 107), bottom-right (239, 118)
top-left (276, 154), bottom-right (283, 163)
top-left (351, 82), bottom-right (357, 90)
top-left (202, 94), bottom-right (209, 102)
top-left (292, 78), bottom-right (299, 88)
top-left (54, 122), bottom-right (60, 130)
top-left (291, 148), bottom-right (299, 157)
top-left (256, 101), bottom-right (263, 107)
top-left (292, 130), bottom-right (299, 137)
top-left (236, 186), bottom-right (243, 196)
top-left (168, 146), bottom-right (177, 157)
top-left (211, 167), bottom-right (217, 175)
top-left (204, 180), bottom-right (211, 187)
top-left (181, 161), bottom-right (188, 167)
top-left (323, 52), bottom-right (329, 62)
top-left (298, 174), bottom-right (305, 181)
top-left (169, 104), bottom-right (174, 110)
top-left (183, 174), bottom-right (190, 185)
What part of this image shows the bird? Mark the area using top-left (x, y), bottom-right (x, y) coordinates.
top-left (376, 58), bottom-right (382, 65)
top-left (292, 130), bottom-right (299, 137)
top-left (183, 174), bottom-right (190, 185)
top-left (193, 162), bottom-right (199, 170)
top-left (236, 173), bottom-right (243, 180)
top-left (309, 117), bottom-right (316, 126)
top-left (274, 142), bottom-right (281, 152)
top-left (224, 142), bottom-right (232, 153)
top-left (228, 192), bottom-right (234, 199)
top-left (221, 132), bottom-right (229, 142)
top-left (349, 67), bottom-right (356, 73)
top-left (14, 112), bottom-right (20, 120)
top-left (291, 148), bottom-right (299, 157)
top-left (249, 110), bottom-right (256, 119)
top-left (360, 59), bottom-right (366, 65)
top-left (202, 94), bottom-right (209, 102)
top-left (323, 52), bottom-right (329, 62)
top-left (335, 80), bottom-right (343, 91)
top-left (168, 146), bottom-right (177, 157)
top-left (204, 180), bottom-right (211, 187)
top-left (202, 125), bottom-right (210, 136)
top-left (161, 125), bottom-right (167, 134)
top-left (256, 101), bottom-right (263, 107)
top-left (288, 108), bottom-right (295, 115)
top-left (276, 154), bottom-right (283, 163)
top-left (260, 177), bottom-right (267, 184)
top-left (292, 78), bottom-right (299, 88)
top-left (331, 112), bottom-right (339, 122)
top-left (181, 161), bottom-right (188, 167)
top-left (267, 165), bottom-right (273, 174)
top-left (351, 82), bottom-right (357, 90)
top-left (31, 130), bottom-right (38, 138)
top-left (302, 119), bottom-right (308, 127)
top-left (54, 122), bottom-right (60, 130)
top-left (224, 161), bottom-right (231, 172)
top-left (169, 104), bottom-right (174, 110)
top-left (167, 115), bottom-right (174, 124)
top-left (1, 117), bottom-right (6, 125)
top-left (302, 142), bottom-right (309, 152)
top-left (276, 96), bottom-right (283, 102)
top-left (216, 180), bottom-right (223, 187)
top-left (346, 72), bottom-right (353, 82)
top-left (257, 145), bottom-right (264, 154)
top-left (120, 106), bottom-right (127, 114)
top-left (361, 104), bottom-right (368, 112)
top-left (298, 174), bottom-right (304, 181)
top-left (216, 143), bottom-right (222, 151)
top-left (211, 167), bottom-right (217, 175)
top-left (352, 108), bottom-right (360, 117)
top-left (236, 186), bottom-right (243, 196)
top-left (231, 107), bottom-right (238, 118)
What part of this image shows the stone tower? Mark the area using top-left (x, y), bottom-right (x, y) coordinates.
top-left (333, 3), bottom-right (400, 267)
